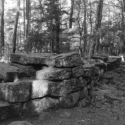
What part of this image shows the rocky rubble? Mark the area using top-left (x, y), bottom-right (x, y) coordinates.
top-left (0, 52), bottom-right (122, 122)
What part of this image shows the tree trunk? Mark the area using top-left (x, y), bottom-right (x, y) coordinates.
top-left (55, 0), bottom-right (60, 54)
top-left (23, 0), bottom-right (26, 39)
top-left (50, 0), bottom-right (55, 53)
top-left (121, 0), bottom-right (125, 53)
top-left (83, 0), bottom-right (87, 56)
top-left (69, 0), bottom-right (74, 28)
top-left (94, 0), bottom-right (104, 54)
top-left (88, 1), bottom-right (93, 56)
top-left (26, 0), bottom-right (30, 38)
top-left (1, 0), bottom-right (4, 54)
top-left (55, 17), bottom-right (60, 54)
top-left (89, 2), bottom-right (93, 33)
top-left (12, 0), bottom-right (20, 53)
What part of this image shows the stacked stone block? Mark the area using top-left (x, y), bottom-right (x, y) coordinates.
top-left (0, 52), bottom-right (93, 121)
top-left (0, 52), bottom-right (122, 121)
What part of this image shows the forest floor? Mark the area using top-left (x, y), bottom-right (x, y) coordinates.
top-left (1, 64), bottom-right (125, 125)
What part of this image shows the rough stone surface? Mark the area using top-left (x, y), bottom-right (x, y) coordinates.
top-left (72, 65), bottom-right (84, 77)
top-left (91, 55), bottom-right (108, 62)
top-left (58, 78), bottom-right (86, 96)
top-left (10, 53), bottom-right (56, 65)
top-left (9, 121), bottom-right (33, 125)
top-left (72, 64), bottom-right (98, 78)
top-left (31, 78), bottom-right (86, 99)
top-left (10, 52), bottom-right (83, 67)
top-left (83, 69), bottom-right (92, 77)
top-left (31, 80), bottom-right (61, 99)
top-left (106, 57), bottom-right (121, 70)
top-left (0, 80), bottom-right (32, 102)
top-left (51, 52), bottom-right (83, 67)
top-left (0, 63), bottom-right (35, 83)
top-left (36, 67), bottom-right (71, 80)
top-left (59, 92), bottom-right (80, 108)
top-left (9, 63), bottom-right (36, 77)
top-left (23, 97), bottom-right (59, 117)
top-left (0, 63), bottom-right (20, 82)
top-left (82, 64), bottom-right (95, 69)
top-left (101, 72), bottom-right (113, 80)
top-left (0, 101), bottom-right (22, 121)
top-left (79, 87), bottom-right (88, 100)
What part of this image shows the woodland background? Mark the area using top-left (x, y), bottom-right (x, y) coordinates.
top-left (0, 0), bottom-right (125, 60)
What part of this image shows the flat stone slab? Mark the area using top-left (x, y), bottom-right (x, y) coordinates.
top-left (31, 78), bottom-right (87, 99)
top-left (9, 121), bottom-right (33, 125)
top-left (51, 52), bottom-right (83, 67)
top-left (0, 63), bottom-right (19, 82)
top-left (72, 64), bottom-right (96, 78)
top-left (0, 63), bottom-right (35, 83)
top-left (10, 52), bottom-right (83, 67)
top-left (0, 80), bottom-right (32, 102)
top-left (36, 67), bottom-right (71, 80)
top-left (108, 56), bottom-right (121, 61)
top-left (23, 97), bottom-right (59, 117)
top-left (10, 53), bottom-right (53, 65)
top-left (91, 55), bottom-right (108, 62)
top-left (0, 101), bottom-right (22, 121)
top-left (9, 63), bottom-right (36, 77)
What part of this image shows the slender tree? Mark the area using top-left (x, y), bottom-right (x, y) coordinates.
top-left (12, 0), bottom-right (20, 53)
top-left (88, 1), bottom-right (93, 56)
top-left (83, 0), bottom-right (87, 55)
top-left (55, 0), bottom-right (60, 54)
top-left (23, 0), bottom-right (26, 38)
top-left (69, 0), bottom-right (74, 28)
top-left (26, 0), bottom-right (30, 38)
top-left (94, 0), bottom-right (104, 53)
top-left (1, 0), bottom-right (4, 54)
top-left (121, 0), bottom-right (125, 53)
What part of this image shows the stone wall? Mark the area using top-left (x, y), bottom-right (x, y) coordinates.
top-left (0, 52), bottom-right (121, 121)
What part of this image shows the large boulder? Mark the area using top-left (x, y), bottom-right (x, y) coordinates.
top-left (0, 63), bottom-right (35, 83)
top-left (0, 80), bottom-right (32, 102)
top-left (36, 67), bottom-right (71, 80)
top-left (9, 63), bottom-right (36, 77)
top-left (79, 87), bottom-right (88, 100)
top-left (0, 101), bottom-right (22, 121)
top-left (31, 78), bottom-right (86, 99)
top-left (59, 78), bottom-right (87, 96)
top-left (23, 97), bottom-right (59, 117)
top-left (10, 53), bottom-right (56, 65)
top-left (0, 63), bottom-right (20, 82)
top-left (107, 56), bottom-right (121, 70)
top-left (59, 91), bottom-right (80, 108)
top-left (72, 65), bottom-right (84, 77)
top-left (50, 52), bottom-right (83, 67)
top-left (10, 52), bottom-right (83, 67)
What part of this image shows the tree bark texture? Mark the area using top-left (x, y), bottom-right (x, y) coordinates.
top-left (94, 0), bottom-right (104, 53)
top-left (1, 0), bottom-right (4, 51)
top-left (26, 0), bottom-right (30, 38)
top-left (12, 0), bottom-right (20, 53)
top-left (83, 0), bottom-right (87, 55)
top-left (69, 0), bottom-right (74, 28)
